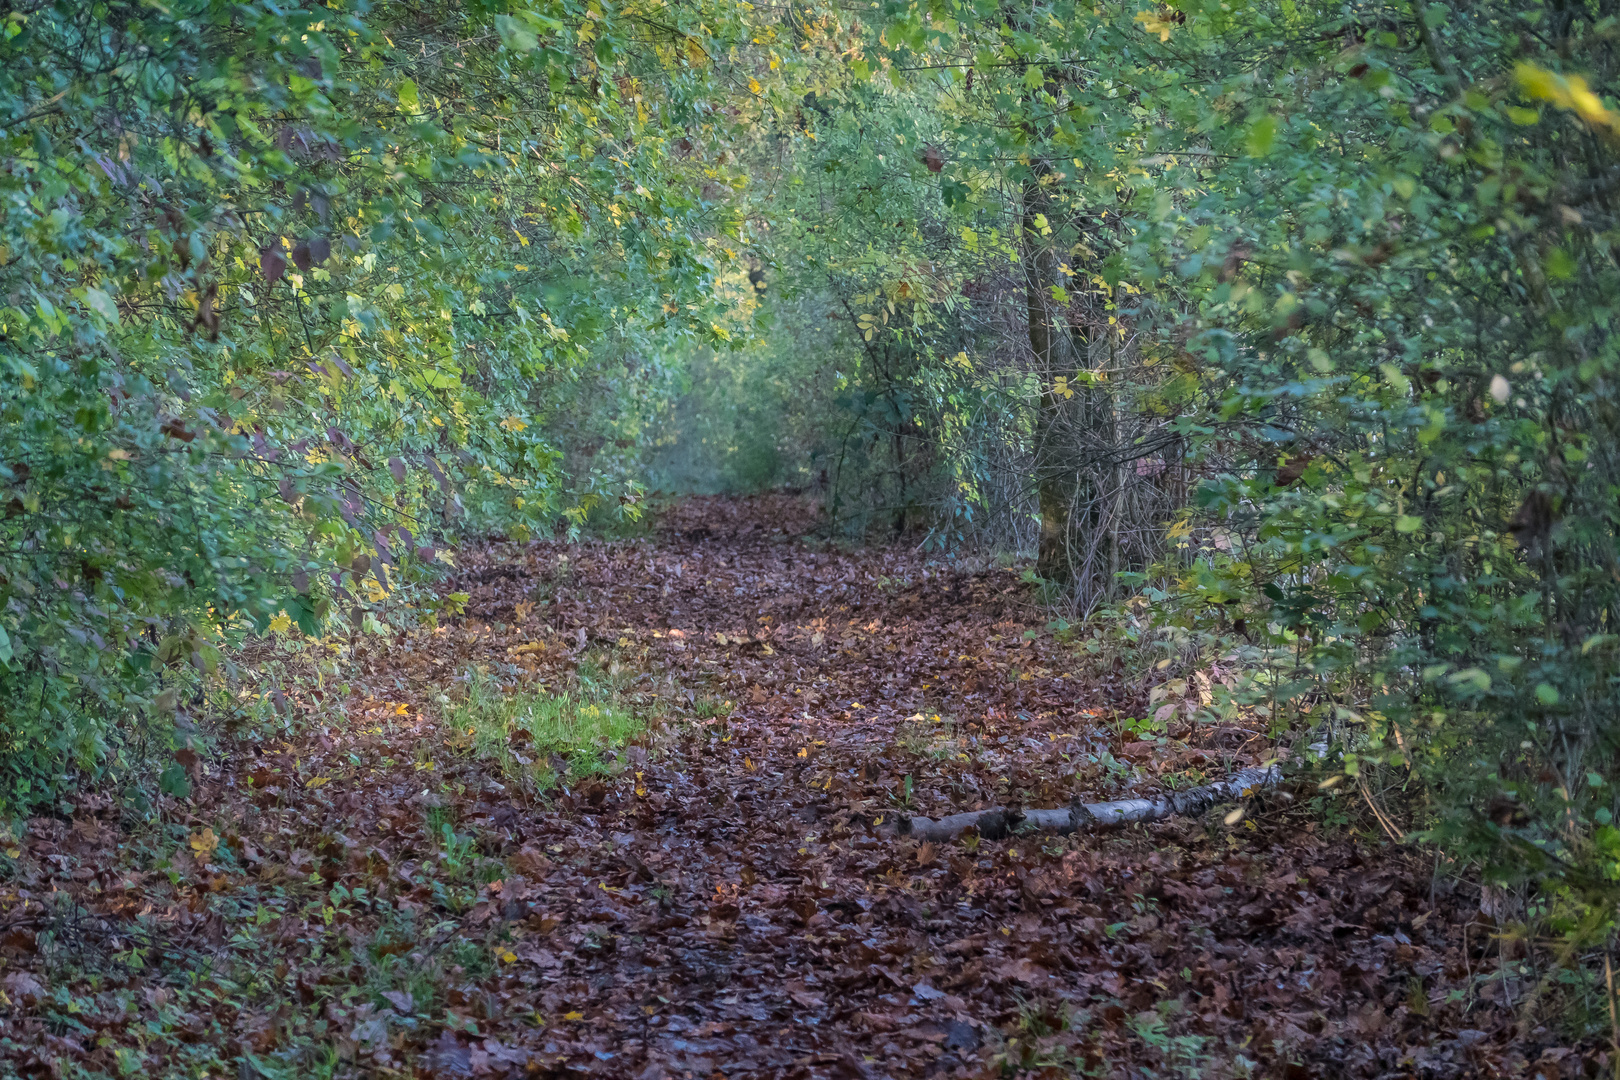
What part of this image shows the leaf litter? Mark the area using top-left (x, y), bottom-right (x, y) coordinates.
top-left (0, 496), bottom-right (1587, 1078)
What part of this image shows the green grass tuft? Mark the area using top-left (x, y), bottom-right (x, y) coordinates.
top-left (447, 672), bottom-right (644, 787)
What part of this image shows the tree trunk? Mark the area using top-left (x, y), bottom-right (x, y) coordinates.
top-left (1024, 175), bottom-right (1110, 588)
top-left (887, 766), bottom-right (1281, 841)
top-left (1025, 177), bottom-right (1071, 579)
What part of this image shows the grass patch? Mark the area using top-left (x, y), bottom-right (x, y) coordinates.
top-left (898, 712), bottom-right (961, 760)
top-left (448, 671), bottom-right (644, 787)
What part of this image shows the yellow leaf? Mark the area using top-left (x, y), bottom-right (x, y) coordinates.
top-left (306, 776), bottom-right (330, 789)
top-left (563, 1011), bottom-right (584, 1021)
top-left (395, 703), bottom-right (410, 715)
top-left (499, 949), bottom-right (518, 963)
top-left (748, 77), bottom-right (762, 94)
top-left (798, 746), bottom-right (809, 758)
top-left (1517, 63), bottom-right (1619, 131)
top-left (744, 756), bottom-right (755, 771)
top-left (1134, 10), bottom-right (1174, 41)
top-left (268, 612), bottom-right (292, 634)
top-left (3, 847), bottom-right (18, 859)
top-left (500, 415), bottom-right (528, 432)
top-left (189, 828), bottom-right (220, 855)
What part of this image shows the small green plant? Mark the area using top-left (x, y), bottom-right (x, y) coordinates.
top-left (1112, 713), bottom-right (1168, 741)
top-left (425, 806), bottom-right (479, 879)
top-left (574, 649), bottom-right (635, 697)
top-left (692, 695), bottom-right (732, 721)
top-left (447, 671), bottom-right (644, 785)
top-left (1127, 999), bottom-right (1209, 1078)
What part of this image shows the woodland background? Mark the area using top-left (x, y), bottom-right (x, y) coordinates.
top-left (4, 0), bottom-right (1620, 1055)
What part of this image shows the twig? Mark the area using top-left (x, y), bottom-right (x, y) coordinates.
top-left (1359, 773), bottom-right (1406, 842)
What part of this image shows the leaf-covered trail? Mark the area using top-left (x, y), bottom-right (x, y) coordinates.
top-left (0, 498), bottom-right (1556, 1078)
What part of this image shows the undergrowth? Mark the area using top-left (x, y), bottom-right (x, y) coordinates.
top-left (447, 672), bottom-right (644, 789)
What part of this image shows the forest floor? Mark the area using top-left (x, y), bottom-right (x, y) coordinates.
top-left (0, 497), bottom-right (1591, 1079)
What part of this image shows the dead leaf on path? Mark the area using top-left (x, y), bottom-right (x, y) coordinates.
top-left (381, 989), bottom-right (415, 1014)
top-left (189, 828), bottom-right (220, 859)
top-left (4, 496), bottom-right (1517, 1078)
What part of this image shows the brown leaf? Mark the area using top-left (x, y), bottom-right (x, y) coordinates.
top-left (1276, 454), bottom-right (1314, 486)
top-left (509, 846), bottom-right (552, 877)
top-left (260, 244), bottom-right (286, 284)
top-left (2, 971), bottom-right (43, 1003)
top-left (381, 989), bottom-right (414, 1014)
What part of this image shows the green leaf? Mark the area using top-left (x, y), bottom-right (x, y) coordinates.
top-left (1546, 247), bottom-right (1575, 280)
top-left (495, 15), bottom-right (539, 53)
top-left (1395, 515), bottom-right (1422, 533)
top-left (397, 79), bottom-right (419, 109)
top-left (82, 287), bottom-right (118, 324)
top-left (1246, 114), bottom-right (1276, 157)
top-left (160, 764), bottom-right (192, 799)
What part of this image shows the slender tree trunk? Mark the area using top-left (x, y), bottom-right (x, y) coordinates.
top-left (1024, 175), bottom-right (1116, 598)
top-left (1025, 177), bottom-right (1070, 579)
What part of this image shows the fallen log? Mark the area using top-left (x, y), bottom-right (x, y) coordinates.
top-left (888, 765), bottom-right (1282, 842)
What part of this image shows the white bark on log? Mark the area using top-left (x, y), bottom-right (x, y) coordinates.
top-left (890, 766), bottom-right (1281, 842)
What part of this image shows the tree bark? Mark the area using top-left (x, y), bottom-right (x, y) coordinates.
top-left (887, 765), bottom-right (1280, 842)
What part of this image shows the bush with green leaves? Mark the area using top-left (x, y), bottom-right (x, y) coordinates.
top-left (749, 0), bottom-right (1620, 1004)
top-left (1143, 0), bottom-right (1620, 943)
top-left (0, 0), bottom-right (768, 812)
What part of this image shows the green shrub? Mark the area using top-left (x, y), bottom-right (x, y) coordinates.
top-left (0, 0), bottom-right (760, 812)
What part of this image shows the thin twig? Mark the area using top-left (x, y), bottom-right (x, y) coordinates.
top-left (1359, 773), bottom-right (1405, 842)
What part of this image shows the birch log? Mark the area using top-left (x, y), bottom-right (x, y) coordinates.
top-left (890, 765), bottom-right (1281, 842)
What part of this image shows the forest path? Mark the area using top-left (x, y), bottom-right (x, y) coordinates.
top-left (1, 498), bottom-right (1532, 1078)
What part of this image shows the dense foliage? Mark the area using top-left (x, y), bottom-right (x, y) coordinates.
top-left (10, 0), bottom-right (1620, 1032)
top-left (0, 0), bottom-right (761, 806)
top-left (756, 0), bottom-right (1620, 1005)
